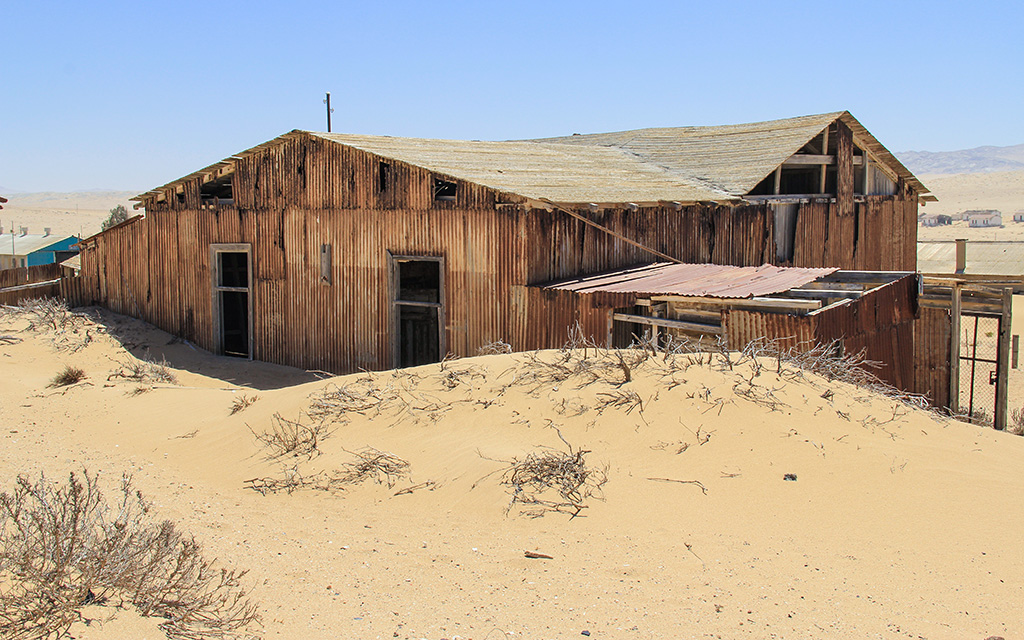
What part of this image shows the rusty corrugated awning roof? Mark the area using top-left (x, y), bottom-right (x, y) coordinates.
top-left (541, 262), bottom-right (837, 299)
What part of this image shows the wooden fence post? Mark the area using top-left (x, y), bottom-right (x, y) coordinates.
top-left (994, 288), bottom-right (1012, 430)
top-left (949, 283), bottom-right (961, 415)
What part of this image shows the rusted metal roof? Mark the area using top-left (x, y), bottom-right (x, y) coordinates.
top-left (541, 262), bottom-right (837, 299)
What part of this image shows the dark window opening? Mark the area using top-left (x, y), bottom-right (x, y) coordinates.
top-left (379, 162), bottom-right (392, 193)
top-left (176, 191), bottom-right (186, 205)
top-left (398, 260), bottom-right (440, 303)
top-left (749, 167), bottom-right (828, 196)
top-left (200, 174), bottom-right (234, 204)
top-left (779, 167), bottom-right (818, 194)
top-left (433, 178), bottom-right (457, 202)
top-left (218, 251), bottom-right (249, 288)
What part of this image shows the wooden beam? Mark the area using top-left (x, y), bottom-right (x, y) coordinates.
top-left (819, 126), bottom-right (829, 194)
top-left (785, 155), bottom-right (835, 165)
top-left (612, 312), bottom-right (723, 335)
top-left (795, 281), bottom-right (865, 291)
top-left (919, 297), bottom-right (1003, 315)
top-left (949, 283), bottom-right (961, 414)
top-left (786, 288), bottom-right (863, 300)
top-left (541, 201), bottom-right (682, 264)
top-left (661, 305), bottom-right (722, 322)
top-left (650, 295), bottom-right (820, 312)
top-left (826, 270), bottom-right (914, 282)
top-left (836, 120), bottom-right (854, 217)
top-left (773, 167), bottom-right (781, 195)
top-left (994, 288), bottom-right (1013, 430)
top-left (783, 155), bottom-right (863, 166)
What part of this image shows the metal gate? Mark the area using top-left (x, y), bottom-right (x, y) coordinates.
top-left (958, 312), bottom-right (1003, 426)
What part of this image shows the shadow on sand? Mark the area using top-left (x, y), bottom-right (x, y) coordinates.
top-left (82, 307), bottom-right (325, 391)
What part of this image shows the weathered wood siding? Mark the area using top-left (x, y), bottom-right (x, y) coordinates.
top-left (75, 135), bottom-right (523, 372)
top-left (789, 194), bottom-right (917, 271)
top-left (912, 307), bottom-right (951, 408)
top-left (74, 130), bottom-right (921, 376)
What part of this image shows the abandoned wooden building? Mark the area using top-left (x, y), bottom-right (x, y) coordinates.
top-left (68, 110), bottom-right (940, 396)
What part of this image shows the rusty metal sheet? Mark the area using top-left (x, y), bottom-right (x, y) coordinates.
top-left (541, 262), bottom-right (836, 299)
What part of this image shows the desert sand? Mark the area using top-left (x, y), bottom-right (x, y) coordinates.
top-left (2, 305), bottom-right (1024, 639)
top-left (0, 191), bottom-right (136, 239)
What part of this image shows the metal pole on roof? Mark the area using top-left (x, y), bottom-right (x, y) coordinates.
top-left (324, 92), bottom-right (334, 133)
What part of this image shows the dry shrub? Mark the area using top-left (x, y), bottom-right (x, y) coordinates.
top-left (1008, 407), bottom-right (1024, 436)
top-left (477, 340), bottom-right (512, 356)
top-left (334, 447), bottom-right (410, 488)
top-left (244, 448), bottom-right (410, 495)
top-left (0, 471), bottom-right (259, 639)
top-left (49, 364), bottom-right (87, 387)
top-left (2, 298), bottom-right (94, 352)
top-left (230, 394), bottom-right (259, 415)
top-left (249, 413), bottom-right (332, 460)
top-left (108, 355), bottom-right (177, 385)
top-left (496, 432), bottom-right (607, 518)
top-left (307, 381), bottom-right (397, 420)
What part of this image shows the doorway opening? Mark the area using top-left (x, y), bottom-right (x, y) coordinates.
top-left (390, 255), bottom-right (444, 368)
top-left (211, 244), bottom-right (252, 358)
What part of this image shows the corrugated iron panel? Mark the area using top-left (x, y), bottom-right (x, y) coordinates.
top-left (542, 262), bottom-right (836, 299)
top-left (724, 309), bottom-right (816, 352)
top-left (814, 275), bottom-right (917, 391)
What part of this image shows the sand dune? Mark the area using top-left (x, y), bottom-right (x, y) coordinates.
top-left (1, 305), bottom-right (1023, 639)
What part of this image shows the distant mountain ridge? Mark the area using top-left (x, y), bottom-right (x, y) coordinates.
top-left (897, 143), bottom-right (1024, 175)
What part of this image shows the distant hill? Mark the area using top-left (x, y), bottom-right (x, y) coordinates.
top-left (897, 143), bottom-right (1024, 175)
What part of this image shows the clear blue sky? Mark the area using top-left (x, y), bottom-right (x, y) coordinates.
top-left (2, 0), bottom-right (1021, 191)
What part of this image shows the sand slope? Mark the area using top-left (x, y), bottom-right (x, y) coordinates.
top-left (1, 307), bottom-right (1023, 639)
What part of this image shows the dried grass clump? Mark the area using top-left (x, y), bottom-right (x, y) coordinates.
top-left (0, 471), bottom-right (259, 639)
top-left (2, 298), bottom-right (95, 352)
top-left (496, 432), bottom-right (607, 518)
top-left (307, 381), bottom-right (398, 421)
top-left (244, 448), bottom-right (411, 495)
top-left (49, 364), bottom-right (87, 387)
top-left (334, 447), bottom-right (410, 488)
top-left (229, 394), bottom-right (259, 415)
top-left (249, 413), bottom-right (332, 460)
top-left (1010, 407), bottom-right (1024, 436)
top-left (477, 340), bottom-right (512, 356)
top-left (108, 355), bottom-right (177, 385)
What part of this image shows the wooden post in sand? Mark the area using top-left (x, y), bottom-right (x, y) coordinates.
top-left (994, 287), bottom-right (1012, 430)
top-left (949, 283), bottom-right (961, 415)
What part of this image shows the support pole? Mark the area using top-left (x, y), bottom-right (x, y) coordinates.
top-left (949, 283), bottom-right (961, 414)
top-left (324, 92), bottom-right (333, 132)
top-left (995, 287), bottom-right (1013, 430)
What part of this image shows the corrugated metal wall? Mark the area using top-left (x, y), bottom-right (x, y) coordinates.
top-left (789, 194), bottom-right (917, 271)
top-left (722, 276), bottom-right (919, 392)
top-left (813, 275), bottom-right (918, 391)
top-left (725, 310), bottom-right (816, 353)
